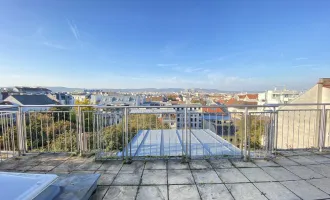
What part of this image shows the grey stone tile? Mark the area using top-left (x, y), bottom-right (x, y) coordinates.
top-left (145, 160), bottom-right (167, 170)
top-left (254, 182), bottom-right (300, 200)
top-left (98, 173), bottom-right (116, 185)
top-left (168, 170), bottom-right (194, 184)
top-left (306, 164), bottom-right (330, 177)
top-left (239, 168), bottom-right (275, 182)
top-left (285, 165), bottom-right (324, 179)
top-left (112, 172), bottom-right (142, 185)
top-left (142, 170), bottom-right (167, 185)
top-left (231, 160), bottom-right (258, 168)
top-left (136, 186), bottom-right (168, 200)
top-left (197, 184), bottom-right (233, 200)
top-left (168, 160), bottom-right (189, 170)
top-left (30, 165), bottom-right (56, 171)
top-left (303, 155), bottom-right (330, 164)
top-left (253, 160), bottom-right (279, 167)
top-left (281, 180), bottom-right (330, 200)
top-left (323, 154), bottom-right (330, 159)
top-left (103, 186), bottom-right (138, 200)
top-left (274, 156), bottom-right (299, 166)
top-left (71, 170), bottom-right (95, 174)
top-left (215, 168), bottom-right (249, 183)
top-left (307, 178), bottom-right (330, 194)
top-left (25, 171), bottom-right (46, 174)
top-left (189, 160), bottom-right (212, 169)
top-left (40, 160), bottom-right (65, 166)
top-left (90, 186), bottom-right (109, 200)
top-left (14, 165), bottom-right (34, 172)
top-left (98, 161), bottom-right (123, 172)
top-left (169, 185), bottom-right (201, 200)
top-left (262, 167), bottom-right (301, 181)
top-left (226, 183), bottom-right (267, 200)
top-left (287, 156), bottom-right (317, 165)
top-left (209, 159), bottom-right (233, 169)
top-left (76, 161), bottom-right (102, 171)
top-left (120, 161), bottom-right (145, 173)
top-left (191, 170), bottom-right (222, 184)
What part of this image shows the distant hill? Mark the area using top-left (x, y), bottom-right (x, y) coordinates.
top-left (46, 87), bottom-right (261, 93)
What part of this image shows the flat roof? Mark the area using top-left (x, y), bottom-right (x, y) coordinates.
top-left (120, 129), bottom-right (241, 158)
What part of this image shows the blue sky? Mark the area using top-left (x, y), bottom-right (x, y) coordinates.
top-left (1, 0), bottom-right (330, 91)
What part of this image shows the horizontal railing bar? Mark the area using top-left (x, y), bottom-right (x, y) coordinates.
top-left (1, 103), bottom-right (330, 109)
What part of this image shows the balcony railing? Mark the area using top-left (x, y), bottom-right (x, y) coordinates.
top-left (1, 104), bottom-right (330, 162)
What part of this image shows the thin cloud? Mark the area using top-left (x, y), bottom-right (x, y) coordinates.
top-left (157, 63), bottom-right (178, 67)
top-left (292, 64), bottom-right (314, 68)
top-left (67, 20), bottom-right (80, 41)
top-left (295, 57), bottom-right (308, 60)
top-left (184, 67), bottom-right (204, 73)
top-left (43, 42), bottom-right (67, 50)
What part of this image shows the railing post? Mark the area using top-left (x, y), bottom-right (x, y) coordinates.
top-left (16, 106), bottom-right (25, 156)
top-left (319, 105), bottom-right (326, 152)
top-left (77, 106), bottom-right (83, 155)
top-left (124, 107), bottom-right (129, 163)
top-left (273, 106), bottom-right (278, 155)
top-left (184, 107), bottom-right (189, 161)
top-left (244, 107), bottom-right (249, 161)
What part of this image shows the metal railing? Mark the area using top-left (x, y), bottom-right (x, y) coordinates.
top-left (1, 103), bottom-right (330, 161)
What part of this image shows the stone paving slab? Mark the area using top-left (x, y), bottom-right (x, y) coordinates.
top-left (4, 152), bottom-right (330, 200)
top-left (120, 161), bottom-right (145, 172)
top-left (103, 186), bottom-right (138, 200)
top-left (273, 156), bottom-right (299, 166)
top-left (168, 170), bottom-right (194, 184)
top-left (262, 167), bottom-right (301, 181)
top-left (112, 172), bottom-right (143, 185)
top-left (76, 161), bottom-right (103, 171)
top-left (231, 160), bottom-right (258, 168)
top-left (145, 160), bottom-right (167, 170)
top-left (306, 164), bottom-right (330, 177)
top-left (281, 180), bottom-right (330, 200)
top-left (215, 168), bottom-right (249, 183)
top-left (239, 168), bottom-right (275, 182)
top-left (287, 156), bottom-right (318, 165)
top-left (189, 160), bottom-right (212, 169)
top-left (253, 160), bottom-right (279, 167)
top-left (226, 183), bottom-right (267, 200)
top-left (97, 173), bottom-right (116, 185)
top-left (254, 182), bottom-right (300, 200)
top-left (169, 185), bottom-right (200, 200)
top-left (91, 186), bottom-right (109, 200)
top-left (30, 165), bottom-right (56, 171)
top-left (197, 184), bottom-right (233, 200)
top-left (142, 170), bottom-right (167, 185)
top-left (168, 160), bottom-right (189, 170)
top-left (191, 169), bottom-right (222, 184)
top-left (307, 178), bottom-right (330, 194)
top-left (209, 159), bottom-right (233, 169)
top-left (136, 185), bottom-right (168, 200)
top-left (303, 155), bottom-right (330, 163)
top-left (98, 161), bottom-right (123, 173)
top-left (284, 165), bottom-right (324, 179)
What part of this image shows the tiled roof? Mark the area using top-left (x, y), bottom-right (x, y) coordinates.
top-left (202, 107), bottom-right (225, 114)
top-left (246, 94), bottom-right (258, 99)
top-left (9, 95), bottom-right (58, 105)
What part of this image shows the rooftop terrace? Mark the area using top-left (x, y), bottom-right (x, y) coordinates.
top-left (1, 151), bottom-right (330, 200)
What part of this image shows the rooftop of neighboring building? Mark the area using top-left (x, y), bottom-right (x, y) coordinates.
top-left (5, 94), bottom-right (59, 105)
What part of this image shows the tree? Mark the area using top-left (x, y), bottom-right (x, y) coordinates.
top-left (235, 115), bottom-right (269, 150)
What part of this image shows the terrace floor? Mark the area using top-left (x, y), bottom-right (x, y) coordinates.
top-left (1, 151), bottom-right (330, 200)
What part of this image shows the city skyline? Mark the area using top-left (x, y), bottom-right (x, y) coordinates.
top-left (1, 1), bottom-right (330, 90)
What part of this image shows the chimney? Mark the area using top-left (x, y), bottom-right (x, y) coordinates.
top-left (318, 78), bottom-right (330, 85)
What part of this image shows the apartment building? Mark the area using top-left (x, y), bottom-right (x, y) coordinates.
top-left (276, 78), bottom-right (330, 149)
top-left (175, 105), bottom-right (202, 129)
